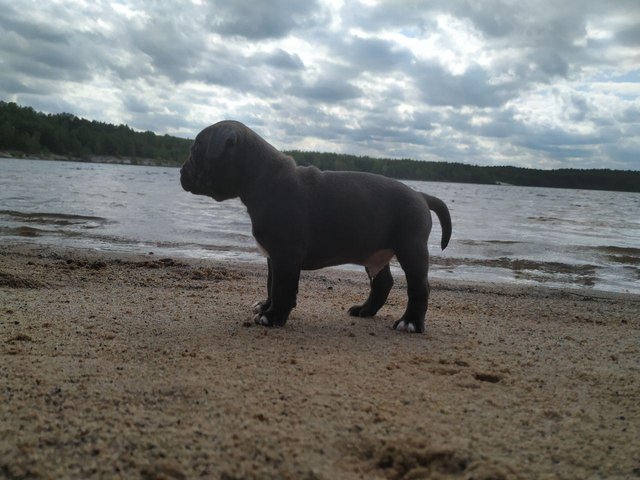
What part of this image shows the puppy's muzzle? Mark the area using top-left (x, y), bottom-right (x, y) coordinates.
top-left (180, 158), bottom-right (195, 192)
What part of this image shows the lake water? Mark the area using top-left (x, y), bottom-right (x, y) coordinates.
top-left (1, 158), bottom-right (639, 294)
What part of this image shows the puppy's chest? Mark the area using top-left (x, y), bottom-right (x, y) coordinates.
top-left (256, 240), bottom-right (269, 257)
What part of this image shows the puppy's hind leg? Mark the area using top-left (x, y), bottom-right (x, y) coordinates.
top-left (348, 264), bottom-right (393, 317)
top-left (393, 244), bottom-right (429, 333)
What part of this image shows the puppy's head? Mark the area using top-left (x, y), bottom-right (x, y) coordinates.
top-left (180, 121), bottom-right (244, 201)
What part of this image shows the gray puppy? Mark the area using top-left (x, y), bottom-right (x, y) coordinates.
top-left (180, 121), bottom-right (452, 333)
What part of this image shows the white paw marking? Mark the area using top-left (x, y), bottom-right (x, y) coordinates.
top-left (395, 320), bottom-right (407, 331)
top-left (252, 301), bottom-right (263, 314)
top-left (407, 323), bottom-right (416, 333)
top-left (257, 315), bottom-right (270, 326)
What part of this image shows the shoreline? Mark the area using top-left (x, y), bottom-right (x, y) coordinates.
top-left (2, 236), bottom-right (638, 297)
top-left (0, 151), bottom-right (177, 167)
top-left (3, 241), bottom-right (638, 301)
top-left (1, 243), bottom-right (639, 478)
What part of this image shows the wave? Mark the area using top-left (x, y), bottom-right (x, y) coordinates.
top-left (588, 245), bottom-right (640, 266)
top-left (591, 245), bottom-right (640, 256)
top-left (0, 209), bottom-right (111, 226)
top-left (432, 256), bottom-right (599, 286)
top-left (433, 255), bottom-right (597, 275)
top-left (457, 239), bottom-right (522, 246)
top-left (0, 226), bottom-right (52, 237)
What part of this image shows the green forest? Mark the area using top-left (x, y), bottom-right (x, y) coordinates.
top-left (1, 101), bottom-right (639, 192)
top-left (0, 101), bottom-right (191, 166)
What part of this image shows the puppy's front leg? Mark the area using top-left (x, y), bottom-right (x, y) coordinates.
top-left (253, 259), bottom-right (300, 327)
top-left (252, 258), bottom-right (273, 315)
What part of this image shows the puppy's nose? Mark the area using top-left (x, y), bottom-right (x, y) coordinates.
top-left (180, 168), bottom-right (191, 191)
top-left (180, 158), bottom-right (190, 176)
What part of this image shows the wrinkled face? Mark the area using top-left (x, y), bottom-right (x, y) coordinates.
top-left (180, 128), bottom-right (211, 195)
top-left (180, 123), bottom-right (241, 202)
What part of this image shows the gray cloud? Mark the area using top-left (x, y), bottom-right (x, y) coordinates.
top-left (262, 49), bottom-right (305, 70)
top-left (617, 26), bottom-right (640, 46)
top-left (603, 141), bottom-right (640, 168)
top-left (207, 0), bottom-right (321, 39)
top-left (414, 63), bottom-right (517, 108)
top-left (0, 11), bottom-right (98, 83)
top-left (337, 36), bottom-right (414, 73)
top-left (621, 106), bottom-right (640, 123)
top-left (0, 0), bottom-right (638, 170)
top-left (288, 75), bottom-right (363, 103)
top-left (340, 2), bottom-right (437, 34)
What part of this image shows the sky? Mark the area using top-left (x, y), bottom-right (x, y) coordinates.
top-left (1, 0), bottom-right (639, 170)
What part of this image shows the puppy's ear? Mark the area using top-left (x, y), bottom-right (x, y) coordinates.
top-left (206, 124), bottom-right (238, 160)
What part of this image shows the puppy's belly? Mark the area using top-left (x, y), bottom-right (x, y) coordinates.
top-left (362, 249), bottom-right (394, 278)
top-left (258, 239), bottom-right (393, 278)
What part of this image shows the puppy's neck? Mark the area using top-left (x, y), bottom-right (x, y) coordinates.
top-left (238, 145), bottom-right (296, 208)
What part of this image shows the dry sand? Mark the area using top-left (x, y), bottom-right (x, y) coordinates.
top-left (1, 243), bottom-right (639, 479)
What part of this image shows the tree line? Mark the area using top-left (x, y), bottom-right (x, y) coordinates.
top-left (290, 151), bottom-right (640, 192)
top-left (1, 101), bottom-right (638, 192)
top-left (0, 101), bottom-right (191, 166)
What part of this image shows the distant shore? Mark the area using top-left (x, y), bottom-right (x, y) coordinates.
top-left (0, 151), bottom-right (176, 167)
top-left (2, 242), bottom-right (639, 479)
top-left (0, 144), bottom-right (640, 193)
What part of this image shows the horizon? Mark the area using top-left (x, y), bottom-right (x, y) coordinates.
top-left (1, 1), bottom-right (638, 171)
top-left (4, 100), bottom-right (640, 174)
top-left (3, 99), bottom-right (640, 175)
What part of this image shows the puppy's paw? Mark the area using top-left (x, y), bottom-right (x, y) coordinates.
top-left (252, 300), bottom-right (270, 315)
top-left (348, 304), bottom-right (376, 317)
top-left (252, 311), bottom-right (287, 327)
top-left (392, 318), bottom-right (425, 333)
top-left (253, 313), bottom-right (270, 326)
top-left (252, 301), bottom-right (262, 314)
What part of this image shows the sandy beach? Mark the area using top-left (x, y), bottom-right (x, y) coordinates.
top-left (1, 243), bottom-right (639, 479)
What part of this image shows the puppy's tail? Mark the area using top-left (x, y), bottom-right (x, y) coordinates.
top-left (422, 193), bottom-right (452, 250)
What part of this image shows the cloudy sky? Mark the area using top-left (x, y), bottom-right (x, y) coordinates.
top-left (1, 0), bottom-right (639, 170)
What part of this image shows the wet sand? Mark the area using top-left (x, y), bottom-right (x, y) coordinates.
top-left (1, 243), bottom-right (639, 479)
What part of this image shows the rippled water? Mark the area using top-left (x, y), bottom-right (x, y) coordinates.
top-left (1, 158), bottom-right (639, 294)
